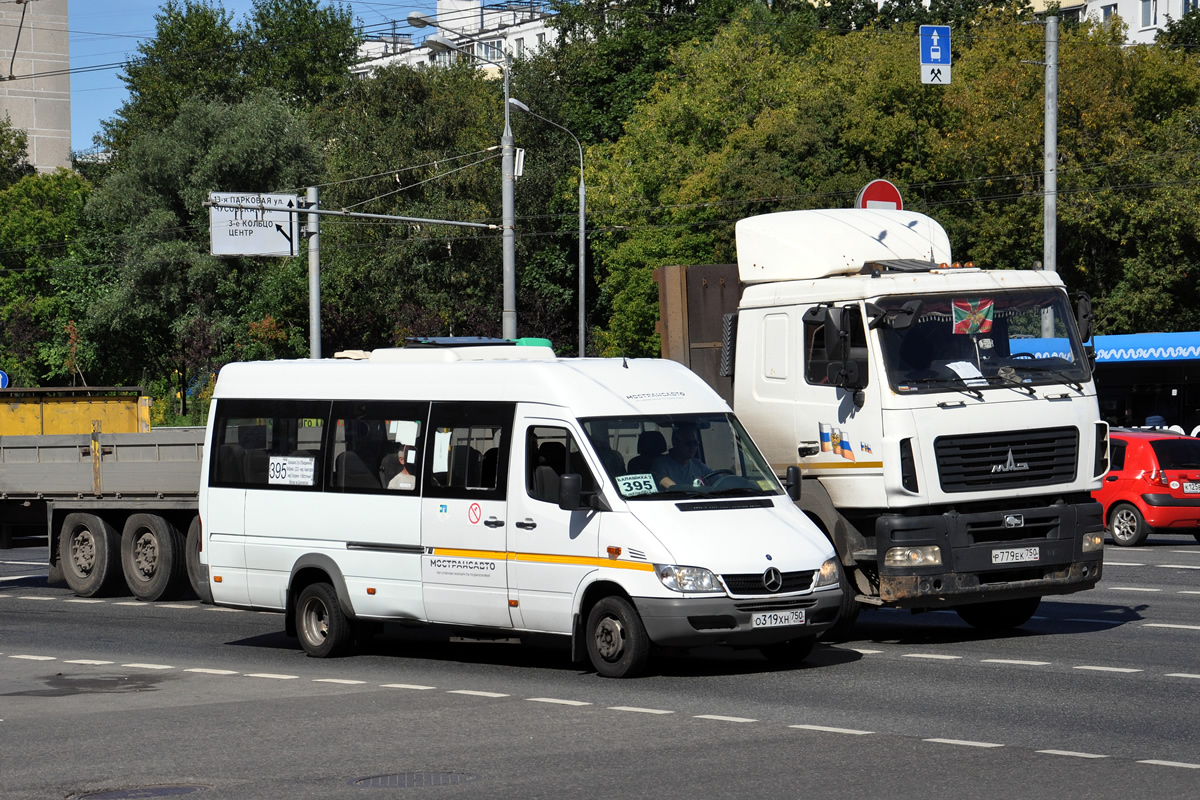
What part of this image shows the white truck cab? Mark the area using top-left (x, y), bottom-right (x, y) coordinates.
top-left (659, 209), bottom-right (1107, 631)
top-left (197, 344), bottom-right (841, 677)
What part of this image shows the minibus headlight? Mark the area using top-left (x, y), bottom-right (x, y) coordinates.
top-left (883, 545), bottom-right (943, 568)
top-left (814, 557), bottom-right (840, 588)
top-left (655, 564), bottom-right (721, 593)
top-left (1082, 530), bottom-right (1105, 552)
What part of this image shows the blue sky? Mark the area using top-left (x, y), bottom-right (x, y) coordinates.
top-left (69, 1), bottom-right (425, 152)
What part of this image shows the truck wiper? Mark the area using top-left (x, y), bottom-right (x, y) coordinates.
top-left (1012, 365), bottom-right (1083, 393)
top-left (906, 376), bottom-right (984, 401)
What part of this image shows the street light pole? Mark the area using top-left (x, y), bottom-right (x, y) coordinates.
top-left (409, 12), bottom-right (517, 339)
top-left (509, 98), bottom-right (586, 357)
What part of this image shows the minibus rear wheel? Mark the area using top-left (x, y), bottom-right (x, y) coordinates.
top-left (296, 582), bottom-right (353, 657)
top-left (586, 596), bottom-right (650, 678)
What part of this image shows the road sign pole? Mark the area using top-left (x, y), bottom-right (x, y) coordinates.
top-left (308, 186), bottom-right (321, 359)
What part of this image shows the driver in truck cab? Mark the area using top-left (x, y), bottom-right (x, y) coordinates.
top-left (654, 424), bottom-right (713, 489)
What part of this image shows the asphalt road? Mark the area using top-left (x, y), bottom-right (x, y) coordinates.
top-left (2, 538), bottom-right (1199, 800)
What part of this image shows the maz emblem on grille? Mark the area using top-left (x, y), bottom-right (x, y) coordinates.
top-left (992, 448), bottom-right (1030, 474)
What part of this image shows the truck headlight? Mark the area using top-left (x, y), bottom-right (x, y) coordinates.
top-left (1082, 531), bottom-right (1104, 552)
top-left (655, 564), bottom-right (721, 593)
top-left (815, 557), bottom-right (840, 587)
top-left (884, 545), bottom-right (943, 567)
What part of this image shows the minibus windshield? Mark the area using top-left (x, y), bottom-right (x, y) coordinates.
top-left (581, 413), bottom-right (783, 500)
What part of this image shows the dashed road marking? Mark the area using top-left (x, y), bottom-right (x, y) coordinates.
top-left (695, 715), bottom-right (756, 723)
top-left (17, 596), bottom-right (54, 601)
top-left (1106, 587), bottom-right (1161, 592)
top-left (64, 599), bottom-right (105, 604)
top-left (114, 602), bottom-right (145, 606)
top-left (902, 653), bottom-right (961, 660)
top-left (10, 654), bottom-right (55, 661)
top-left (609, 706), bottom-right (673, 715)
top-left (790, 724), bottom-right (873, 735)
top-left (1102, 562), bottom-right (1144, 567)
top-left (159, 604), bottom-right (196, 609)
top-left (1038, 749), bottom-right (1108, 759)
top-left (1166, 673), bottom-right (1200, 679)
top-left (314, 678), bottom-right (366, 685)
top-left (185, 668), bottom-right (238, 675)
top-left (448, 690), bottom-right (508, 698)
top-left (846, 648), bottom-right (883, 654)
top-left (924, 738), bottom-right (1003, 748)
top-left (1138, 760), bottom-right (1200, 769)
top-left (381, 683), bottom-right (435, 690)
top-left (1075, 666), bottom-right (1142, 673)
top-left (981, 659), bottom-right (1051, 666)
top-left (1144, 623), bottom-right (1200, 631)
top-left (1179, 590), bottom-right (1200, 595)
top-left (527, 698), bottom-right (591, 706)
top-left (245, 673), bottom-right (298, 680)
top-left (123, 663), bottom-right (173, 670)
top-left (1159, 564), bottom-right (1200, 570)
top-left (1063, 618), bottom-right (1121, 625)
top-left (65, 659), bottom-right (113, 665)
top-left (0, 575), bottom-right (38, 582)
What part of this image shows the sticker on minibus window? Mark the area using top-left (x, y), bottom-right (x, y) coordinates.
top-left (617, 473), bottom-right (658, 497)
top-left (268, 455), bottom-right (316, 486)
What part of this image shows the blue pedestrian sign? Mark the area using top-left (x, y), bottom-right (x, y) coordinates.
top-left (920, 25), bottom-right (951, 85)
top-left (0, 370), bottom-right (8, 389)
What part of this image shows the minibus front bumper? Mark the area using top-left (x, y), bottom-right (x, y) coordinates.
top-left (632, 588), bottom-right (843, 648)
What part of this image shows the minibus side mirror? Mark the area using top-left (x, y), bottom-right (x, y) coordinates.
top-left (558, 474), bottom-right (582, 510)
top-left (785, 465), bottom-right (802, 501)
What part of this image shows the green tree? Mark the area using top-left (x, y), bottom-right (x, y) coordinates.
top-left (0, 115), bottom-right (34, 190)
top-left (240, 0), bottom-right (359, 106)
top-left (1159, 10), bottom-right (1200, 50)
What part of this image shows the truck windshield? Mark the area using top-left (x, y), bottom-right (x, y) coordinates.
top-left (876, 288), bottom-right (1090, 395)
top-left (581, 413), bottom-right (783, 500)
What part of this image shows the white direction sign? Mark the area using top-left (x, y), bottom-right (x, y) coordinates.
top-left (920, 25), bottom-right (951, 85)
top-left (209, 192), bottom-right (301, 257)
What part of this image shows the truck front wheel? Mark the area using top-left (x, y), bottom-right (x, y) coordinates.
top-left (121, 514), bottom-right (186, 601)
top-left (586, 596), bottom-right (650, 678)
top-left (955, 597), bottom-right (1041, 631)
top-left (59, 513), bottom-right (123, 597)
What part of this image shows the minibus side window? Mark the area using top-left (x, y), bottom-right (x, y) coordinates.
top-left (526, 426), bottom-right (597, 504)
top-left (424, 402), bottom-right (514, 502)
top-left (328, 401), bottom-right (429, 494)
top-left (208, 398), bottom-right (330, 490)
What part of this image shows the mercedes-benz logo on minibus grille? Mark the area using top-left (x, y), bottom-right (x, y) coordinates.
top-left (763, 567), bottom-right (783, 593)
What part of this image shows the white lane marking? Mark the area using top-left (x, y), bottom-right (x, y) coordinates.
top-left (16, 596), bottom-right (55, 601)
top-left (1038, 750), bottom-right (1108, 759)
top-left (1166, 673), bottom-right (1200, 679)
top-left (10, 654), bottom-right (55, 661)
top-left (1144, 623), bottom-right (1200, 631)
top-left (114, 602), bottom-right (147, 606)
top-left (1168, 550), bottom-right (1200, 555)
top-left (159, 604), bottom-right (196, 609)
top-left (1179, 591), bottom-right (1200, 595)
top-left (0, 561), bottom-right (44, 566)
top-left (1074, 666), bottom-right (1142, 673)
top-left (609, 706), bottom-right (674, 715)
top-left (982, 659), bottom-right (1051, 666)
top-left (847, 648), bottom-right (883, 655)
top-left (695, 715), bottom-right (756, 723)
top-left (1064, 618), bottom-right (1121, 625)
top-left (1160, 564), bottom-right (1200, 570)
top-left (902, 654), bottom-right (961, 660)
top-left (447, 690), bottom-right (508, 698)
top-left (0, 575), bottom-right (38, 582)
top-left (1102, 562), bottom-right (1144, 566)
top-left (790, 724), bottom-right (873, 735)
top-left (122, 663), bottom-right (173, 670)
top-left (381, 683), bottom-right (435, 690)
top-left (1138, 760), bottom-right (1200, 769)
top-left (1106, 587), bottom-right (1161, 592)
top-left (206, 607), bottom-right (244, 613)
top-left (924, 738), bottom-right (1003, 748)
top-left (65, 659), bottom-right (114, 665)
top-left (64, 599), bottom-right (105, 604)
top-left (314, 678), bottom-right (366, 685)
top-left (527, 698), bottom-right (591, 706)
top-left (185, 668), bottom-right (238, 675)
top-left (245, 673), bottom-right (298, 680)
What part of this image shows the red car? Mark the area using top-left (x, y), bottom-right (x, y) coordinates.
top-left (1094, 429), bottom-right (1200, 546)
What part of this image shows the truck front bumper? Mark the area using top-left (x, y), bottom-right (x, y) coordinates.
top-left (874, 500), bottom-right (1104, 609)
top-left (632, 588), bottom-right (843, 648)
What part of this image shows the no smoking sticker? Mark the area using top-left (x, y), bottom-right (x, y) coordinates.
top-left (468, 503), bottom-right (482, 525)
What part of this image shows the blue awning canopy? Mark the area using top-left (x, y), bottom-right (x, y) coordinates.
top-left (1009, 332), bottom-right (1200, 363)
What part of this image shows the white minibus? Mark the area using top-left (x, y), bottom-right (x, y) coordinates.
top-left (197, 345), bottom-right (841, 677)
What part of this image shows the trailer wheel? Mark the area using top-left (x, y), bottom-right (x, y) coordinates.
top-left (120, 514), bottom-right (186, 601)
top-left (185, 516), bottom-right (212, 603)
top-left (59, 513), bottom-right (123, 597)
top-left (760, 635), bottom-right (817, 667)
top-left (586, 596), bottom-right (650, 678)
top-left (296, 583), bottom-right (353, 658)
top-left (955, 597), bottom-right (1041, 631)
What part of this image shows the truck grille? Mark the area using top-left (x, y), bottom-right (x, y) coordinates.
top-left (936, 427), bottom-right (1078, 493)
top-left (721, 570), bottom-right (815, 595)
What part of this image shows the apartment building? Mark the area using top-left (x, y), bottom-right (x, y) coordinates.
top-left (0, 0), bottom-right (71, 171)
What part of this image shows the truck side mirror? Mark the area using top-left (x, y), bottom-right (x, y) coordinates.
top-left (1075, 292), bottom-right (1094, 344)
top-left (558, 473), bottom-right (582, 510)
top-left (785, 465), bottom-right (802, 501)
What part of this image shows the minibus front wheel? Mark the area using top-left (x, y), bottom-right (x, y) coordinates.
top-left (296, 582), bottom-right (353, 657)
top-left (586, 596), bottom-right (650, 678)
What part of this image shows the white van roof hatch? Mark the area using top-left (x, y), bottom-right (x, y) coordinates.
top-left (736, 208), bottom-right (954, 284)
